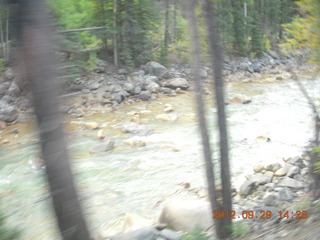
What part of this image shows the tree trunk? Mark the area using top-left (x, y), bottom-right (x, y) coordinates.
top-left (203, 0), bottom-right (232, 238)
top-left (113, 0), bottom-right (119, 66)
top-left (184, 0), bottom-right (220, 237)
top-left (17, 1), bottom-right (91, 239)
top-left (164, 0), bottom-right (170, 48)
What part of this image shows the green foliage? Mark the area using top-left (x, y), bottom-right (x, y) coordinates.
top-left (281, 0), bottom-right (320, 64)
top-left (0, 210), bottom-right (20, 240)
top-left (227, 221), bottom-right (252, 237)
top-left (179, 226), bottom-right (210, 240)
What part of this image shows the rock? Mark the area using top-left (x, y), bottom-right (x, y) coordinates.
top-left (0, 100), bottom-right (18, 123)
top-left (264, 171), bottom-right (274, 177)
top-left (124, 137), bottom-right (146, 148)
top-left (251, 173), bottom-right (273, 185)
top-left (286, 166), bottom-right (299, 178)
top-left (264, 193), bottom-right (278, 206)
top-left (84, 121), bottom-right (99, 130)
top-left (156, 113), bottom-right (178, 122)
top-left (277, 176), bottom-right (304, 189)
top-left (89, 82), bottom-right (100, 90)
top-left (123, 83), bottom-right (135, 94)
top-left (146, 82), bottom-right (160, 93)
top-left (274, 166), bottom-right (289, 177)
top-left (145, 61), bottom-right (169, 78)
top-left (122, 122), bottom-right (153, 136)
top-left (199, 68), bottom-right (208, 78)
top-left (118, 69), bottom-right (128, 75)
top-left (0, 121), bottom-right (6, 130)
top-left (90, 140), bottom-right (115, 154)
top-left (165, 78), bottom-right (189, 90)
top-left (111, 91), bottom-right (127, 103)
top-left (110, 227), bottom-right (159, 240)
top-left (289, 156), bottom-right (305, 168)
top-left (159, 228), bottom-right (181, 240)
top-left (160, 87), bottom-right (173, 94)
top-left (240, 180), bottom-right (255, 197)
top-left (159, 198), bottom-right (213, 232)
top-left (268, 50), bottom-right (279, 59)
top-left (138, 91), bottom-right (152, 101)
top-left (8, 81), bottom-right (21, 97)
top-left (227, 94), bottom-right (252, 104)
top-left (163, 105), bottom-right (174, 113)
top-left (143, 76), bottom-right (159, 87)
top-left (265, 183), bottom-right (275, 190)
top-left (28, 155), bottom-right (45, 170)
top-left (0, 84), bottom-right (7, 97)
top-left (266, 163), bottom-right (282, 172)
top-left (97, 129), bottom-right (106, 140)
top-left (278, 187), bottom-right (294, 202)
top-left (251, 63), bottom-right (261, 73)
top-left (4, 68), bottom-right (14, 80)
top-left (129, 70), bottom-right (145, 82)
top-left (254, 164), bottom-right (265, 173)
top-left (132, 86), bottom-right (142, 95)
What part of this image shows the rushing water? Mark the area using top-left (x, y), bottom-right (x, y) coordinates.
top-left (0, 77), bottom-right (319, 239)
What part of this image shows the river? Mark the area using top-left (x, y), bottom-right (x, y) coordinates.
top-left (0, 76), bottom-right (319, 239)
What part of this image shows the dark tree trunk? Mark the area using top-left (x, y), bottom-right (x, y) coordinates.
top-left (16, 1), bottom-right (91, 239)
top-left (203, 0), bottom-right (232, 238)
top-left (164, 0), bottom-right (170, 48)
top-left (184, 0), bottom-right (220, 236)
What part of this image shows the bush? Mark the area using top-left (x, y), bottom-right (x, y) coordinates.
top-left (179, 226), bottom-right (211, 240)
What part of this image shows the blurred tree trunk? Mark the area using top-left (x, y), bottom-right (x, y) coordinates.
top-left (16, 0), bottom-right (91, 239)
top-left (203, 0), bottom-right (232, 238)
top-left (184, 0), bottom-right (221, 237)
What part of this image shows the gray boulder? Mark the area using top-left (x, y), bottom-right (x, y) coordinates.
top-left (122, 122), bottom-right (153, 135)
top-left (8, 81), bottom-right (21, 97)
top-left (90, 140), bottom-right (115, 154)
top-left (138, 91), bottom-right (152, 101)
top-left (145, 61), bottom-right (169, 79)
top-left (277, 176), bottom-right (304, 189)
top-left (0, 99), bottom-right (18, 123)
top-left (278, 187), bottom-right (294, 202)
top-left (0, 83), bottom-right (7, 97)
top-left (4, 68), bottom-right (14, 80)
top-left (146, 82), bottom-right (160, 93)
top-left (264, 193), bottom-right (278, 206)
top-left (240, 180), bottom-right (255, 197)
top-left (165, 78), bottom-right (189, 90)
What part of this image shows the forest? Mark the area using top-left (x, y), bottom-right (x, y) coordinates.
top-left (0, 0), bottom-right (319, 240)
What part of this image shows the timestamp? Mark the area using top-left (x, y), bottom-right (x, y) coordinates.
top-left (212, 210), bottom-right (308, 220)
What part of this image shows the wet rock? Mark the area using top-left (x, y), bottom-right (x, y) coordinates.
top-left (163, 104), bottom-right (174, 113)
top-left (165, 78), bottom-right (189, 90)
top-left (110, 227), bottom-right (159, 240)
top-left (278, 187), bottom-right (294, 202)
top-left (240, 180), bottom-right (255, 197)
top-left (28, 155), bottom-right (45, 170)
top-left (122, 122), bottom-right (153, 135)
top-left (254, 164), bottom-right (265, 173)
top-left (97, 129), bottom-right (106, 140)
top-left (84, 121), bottom-right (100, 130)
top-left (277, 176), bottom-right (304, 189)
top-left (124, 137), bottom-right (146, 148)
top-left (286, 166), bottom-right (299, 178)
top-left (227, 94), bottom-right (252, 104)
top-left (146, 82), bottom-right (160, 93)
top-left (138, 91), bottom-right (151, 101)
top-left (145, 61), bottom-right (169, 79)
top-left (90, 140), bottom-right (115, 154)
top-left (8, 81), bottom-right (20, 97)
top-left (159, 198), bottom-right (212, 232)
top-left (156, 113), bottom-right (178, 122)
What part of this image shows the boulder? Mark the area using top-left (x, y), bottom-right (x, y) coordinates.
top-left (89, 82), bottom-right (100, 90)
top-left (240, 180), bottom-right (255, 197)
top-left (253, 164), bottom-right (265, 173)
top-left (289, 156), bottom-right (305, 168)
top-left (0, 100), bottom-right (18, 123)
top-left (84, 121), bottom-right (100, 130)
top-left (264, 193), bottom-right (278, 206)
top-left (156, 113), bottom-right (178, 122)
top-left (165, 78), bottom-right (189, 90)
top-left (251, 173), bottom-right (273, 185)
top-left (277, 176), bottom-right (304, 189)
top-left (145, 61), bottom-right (169, 78)
top-left (124, 137), bottom-right (146, 148)
top-left (118, 69), bottom-right (128, 75)
top-left (266, 163), bottom-right (282, 172)
top-left (90, 140), bottom-right (115, 154)
top-left (122, 122), bottom-right (153, 136)
top-left (286, 166), bottom-right (299, 178)
top-left (278, 188), bottom-right (294, 202)
top-left (138, 91), bottom-right (152, 101)
top-left (159, 198), bottom-right (213, 232)
top-left (160, 87), bottom-right (173, 94)
top-left (146, 82), bottom-right (160, 93)
top-left (227, 94), bottom-right (252, 104)
top-left (0, 83), bottom-right (7, 97)
top-left (4, 68), bottom-right (14, 80)
top-left (274, 166), bottom-right (289, 177)
top-left (8, 81), bottom-right (21, 97)
top-left (97, 129), bottom-right (106, 139)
